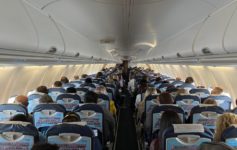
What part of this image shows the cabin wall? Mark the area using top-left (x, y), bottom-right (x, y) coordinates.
top-left (138, 64), bottom-right (237, 107)
top-left (0, 64), bottom-right (115, 103)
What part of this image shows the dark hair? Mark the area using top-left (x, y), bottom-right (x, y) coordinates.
top-left (159, 92), bottom-right (174, 104)
top-left (9, 114), bottom-right (29, 122)
top-left (63, 112), bottom-right (81, 122)
top-left (155, 77), bottom-right (162, 82)
top-left (85, 78), bottom-right (93, 84)
top-left (185, 77), bottom-right (194, 84)
top-left (81, 74), bottom-right (88, 78)
top-left (96, 72), bottom-right (103, 78)
top-left (66, 87), bottom-right (77, 93)
top-left (36, 86), bottom-right (48, 94)
top-left (39, 95), bottom-right (54, 103)
top-left (32, 143), bottom-right (59, 150)
top-left (54, 81), bottom-right (62, 87)
top-left (84, 91), bottom-right (98, 103)
top-left (61, 76), bottom-right (69, 84)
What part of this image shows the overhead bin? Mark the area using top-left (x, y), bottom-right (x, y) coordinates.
top-left (193, 2), bottom-right (237, 56)
top-left (23, 2), bottom-right (65, 54)
top-left (0, 1), bottom-right (37, 52)
top-left (223, 2), bottom-right (237, 53)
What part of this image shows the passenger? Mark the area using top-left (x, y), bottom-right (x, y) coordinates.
top-left (179, 76), bottom-right (196, 90)
top-left (31, 143), bottom-right (59, 150)
top-left (81, 74), bottom-right (88, 79)
top-left (203, 98), bottom-right (217, 106)
top-left (96, 72), bottom-right (103, 79)
top-left (36, 85), bottom-right (48, 94)
top-left (14, 95), bottom-right (28, 107)
top-left (214, 113), bottom-right (237, 142)
top-left (150, 111), bottom-right (182, 150)
top-left (66, 87), bottom-right (77, 93)
top-left (73, 75), bottom-right (79, 80)
top-left (9, 114), bottom-right (29, 122)
top-left (128, 73), bottom-right (136, 93)
top-left (176, 88), bottom-right (188, 95)
top-left (158, 92), bottom-right (174, 104)
top-left (53, 81), bottom-right (62, 88)
top-left (60, 76), bottom-right (69, 84)
top-left (39, 95), bottom-right (54, 103)
top-left (84, 91), bottom-right (115, 142)
top-left (211, 87), bottom-right (223, 95)
top-left (63, 112), bottom-right (81, 122)
top-left (175, 77), bottom-right (182, 81)
top-left (135, 79), bottom-right (149, 107)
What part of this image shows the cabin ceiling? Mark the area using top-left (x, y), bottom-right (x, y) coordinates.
top-left (25, 0), bottom-right (234, 62)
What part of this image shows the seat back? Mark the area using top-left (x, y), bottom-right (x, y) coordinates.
top-left (70, 81), bottom-right (83, 88)
top-left (179, 83), bottom-right (195, 92)
top-left (48, 88), bottom-right (66, 101)
top-left (33, 104), bottom-right (66, 130)
top-left (189, 89), bottom-right (210, 99)
top-left (0, 104), bottom-right (27, 121)
top-left (56, 94), bottom-right (81, 111)
top-left (221, 125), bottom-right (237, 148)
top-left (206, 95), bottom-right (232, 110)
top-left (191, 105), bottom-right (224, 131)
top-left (145, 94), bottom-right (159, 114)
top-left (63, 83), bottom-right (75, 89)
top-left (97, 94), bottom-right (110, 110)
top-left (162, 124), bottom-right (213, 150)
top-left (0, 121), bottom-right (39, 150)
top-left (151, 105), bottom-right (185, 135)
top-left (27, 94), bottom-right (43, 114)
top-left (76, 88), bottom-right (89, 102)
top-left (158, 83), bottom-right (171, 92)
top-left (46, 123), bottom-right (94, 150)
top-left (171, 81), bottom-right (184, 87)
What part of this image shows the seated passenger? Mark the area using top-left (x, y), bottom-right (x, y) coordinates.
top-left (32, 143), bottom-right (59, 150)
top-left (214, 113), bottom-right (237, 142)
top-left (150, 111), bottom-right (182, 150)
top-left (9, 114), bottom-right (30, 122)
top-left (80, 78), bottom-right (96, 89)
top-left (39, 95), bottom-right (54, 103)
top-left (63, 112), bottom-right (81, 122)
top-left (53, 81), bottom-right (62, 88)
top-left (60, 76), bottom-right (69, 84)
top-left (27, 85), bottom-right (48, 96)
top-left (211, 87), bottom-right (223, 96)
top-left (73, 75), bottom-right (79, 81)
top-left (14, 95), bottom-right (28, 107)
top-left (203, 98), bottom-right (218, 106)
top-left (179, 76), bottom-right (196, 91)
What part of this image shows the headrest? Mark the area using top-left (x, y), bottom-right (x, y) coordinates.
top-left (0, 121), bottom-right (31, 126)
top-left (173, 124), bottom-right (204, 133)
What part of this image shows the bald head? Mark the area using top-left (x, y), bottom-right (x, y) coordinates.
top-left (15, 95), bottom-right (28, 107)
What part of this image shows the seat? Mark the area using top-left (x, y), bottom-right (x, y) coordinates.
top-left (158, 83), bottom-right (172, 92)
top-left (76, 88), bottom-right (89, 102)
top-left (0, 121), bottom-right (39, 150)
top-left (73, 104), bottom-right (104, 144)
top-left (27, 93), bottom-right (43, 114)
top-left (56, 93), bottom-right (81, 111)
top-left (106, 88), bottom-right (114, 101)
top-left (80, 83), bottom-right (96, 91)
top-left (70, 80), bottom-right (83, 88)
top-left (171, 80), bottom-right (184, 87)
top-left (189, 88), bottom-right (210, 99)
top-left (178, 83), bottom-right (195, 92)
top-left (63, 83), bottom-right (76, 89)
top-left (145, 95), bottom-right (159, 114)
top-left (48, 88), bottom-right (66, 101)
top-left (189, 105), bottom-right (224, 131)
top-left (204, 95), bottom-right (232, 110)
top-left (175, 94), bottom-right (200, 117)
top-left (46, 123), bottom-right (96, 150)
top-left (97, 94), bottom-right (110, 110)
top-left (161, 124), bottom-right (213, 150)
top-left (151, 105), bottom-right (185, 138)
top-left (0, 104), bottom-right (28, 121)
top-left (221, 125), bottom-right (237, 148)
top-left (32, 104), bottom-right (66, 131)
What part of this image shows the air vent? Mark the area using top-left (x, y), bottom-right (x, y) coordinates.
top-left (48, 47), bottom-right (57, 54)
top-left (202, 48), bottom-right (212, 55)
top-left (177, 53), bottom-right (182, 58)
top-left (75, 53), bottom-right (80, 57)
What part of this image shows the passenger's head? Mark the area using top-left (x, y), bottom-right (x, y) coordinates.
top-left (60, 76), bottom-right (69, 84)
top-left (84, 91), bottom-right (98, 103)
top-left (53, 81), bottom-right (62, 88)
top-left (211, 87), bottom-right (223, 95)
top-left (36, 86), bottom-right (48, 94)
top-left (160, 111), bottom-right (182, 135)
top-left (185, 77), bottom-right (194, 84)
top-left (155, 77), bottom-right (162, 82)
top-left (14, 95), bottom-right (28, 107)
top-left (85, 78), bottom-right (92, 84)
top-left (144, 87), bottom-right (157, 101)
top-left (9, 114), bottom-right (29, 122)
top-left (39, 95), bottom-right (54, 103)
top-left (176, 77), bottom-right (181, 81)
top-left (158, 92), bottom-right (174, 104)
top-left (95, 86), bottom-right (107, 95)
top-left (66, 87), bottom-right (77, 93)
top-left (63, 112), bottom-right (81, 122)
top-left (32, 143), bottom-right (59, 150)
top-left (214, 113), bottom-right (237, 142)
top-left (96, 72), bottom-right (103, 78)
top-left (203, 98), bottom-right (217, 106)
top-left (176, 88), bottom-right (188, 95)
top-left (74, 75), bottom-right (79, 80)
top-left (81, 74), bottom-right (88, 79)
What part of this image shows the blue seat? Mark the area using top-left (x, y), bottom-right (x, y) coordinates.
top-left (0, 121), bottom-right (39, 149)
top-left (56, 93), bottom-right (81, 111)
top-left (189, 88), bottom-right (210, 99)
top-left (70, 80), bottom-right (83, 88)
top-left (205, 95), bottom-right (232, 110)
top-left (76, 88), bottom-right (89, 102)
top-left (63, 83), bottom-right (76, 89)
top-left (161, 124), bottom-right (213, 150)
top-left (179, 83), bottom-right (196, 92)
top-left (106, 88), bottom-right (114, 101)
top-left (145, 94), bottom-right (159, 114)
top-left (48, 88), bottom-right (66, 101)
top-left (175, 95), bottom-right (200, 117)
top-left (27, 93), bottom-right (43, 114)
top-left (158, 83), bottom-right (172, 92)
top-left (0, 104), bottom-right (27, 121)
top-left (97, 94), bottom-right (110, 110)
top-left (151, 105), bottom-right (185, 137)
top-left (46, 123), bottom-right (100, 150)
top-left (73, 104), bottom-right (104, 144)
top-left (189, 105), bottom-right (224, 131)
top-left (33, 104), bottom-right (66, 130)
top-left (221, 125), bottom-right (237, 148)
top-left (80, 83), bottom-right (96, 91)
top-left (171, 80), bottom-right (184, 87)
